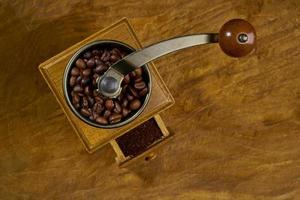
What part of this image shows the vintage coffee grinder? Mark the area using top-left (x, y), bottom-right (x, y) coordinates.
top-left (39, 18), bottom-right (256, 166)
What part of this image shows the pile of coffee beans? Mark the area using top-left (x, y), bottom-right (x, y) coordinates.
top-left (68, 46), bottom-right (149, 125)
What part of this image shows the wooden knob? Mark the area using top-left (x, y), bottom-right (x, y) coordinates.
top-left (219, 19), bottom-right (256, 57)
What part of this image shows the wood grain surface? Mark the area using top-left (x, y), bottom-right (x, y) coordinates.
top-left (0, 0), bottom-right (300, 199)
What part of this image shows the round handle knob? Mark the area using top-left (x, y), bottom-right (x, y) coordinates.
top-left (219, 19), bottom-right (256, 57)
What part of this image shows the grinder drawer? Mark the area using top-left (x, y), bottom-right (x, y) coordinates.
top-left (110, 115), bottom-right (172, 166)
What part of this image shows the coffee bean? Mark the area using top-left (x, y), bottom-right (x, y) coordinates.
top-left (120, 52), bottom-right (126, 58)
top-left (134, 77), bottom-right (143, 83)
top-left (73, 85), bottom-right (83, 93)
top-left (92, 112), bottom-right (99, 120)
top-left (130, 71), bottom-right (136, 78)
top-left (69, 76), bottom-right (76, 87)
top-left (82, 68), bottom-right (91, 76)
top-left (128, 86), bottom-right (139, 98)
top-left (71, 67), bottom-right (80, 76)
top-left (100, 94), bottom-right (108, 101)
top-left (109, 114), bottom-right (122, 124)
top-left (87, 58), bottom-right (95, 68)
top-left (84, 86), bottom-right (91, 95)
top-left (76, 76), bottom-right (82, 84)
top-left (94, 66), bottom-right (101, 74)
top-left (122, 84), bottom-right (128, 94)
top-left (103, 110), bottom-right (111, 119)
top-left (130, 99), bottom-right (141, 110)
top-left (78, 92), bottom-right (84, 97)
top-left (92, 73), bottom-right (99, 85)
top-left (93, 90), bottom-right (98, 97)
top-left (111, 48), bottom-right (121, 56)
top-left (95, 58), bottom-right (103, 66)
top-left (81, 77), bottom-right (90, 86)
top-left (117, 93), bottom-right (123, 102)
top-left (105, 99), bottom-right (114, 110)
top-left (105, 61), bottom-right (111, 66)
top-left (72, 94), bottom-right (80, 104)
top-left (101, 50), bottom-right (110, 62)
top-left (135, 68), bottom-right (143, 77)
top-left (96, 116), bottom-right (108, 125)
top-left (81, 108), bottom-right (91, 117)
top-left (93, 102), bottom-right (104, 114)
top-left (83, 51), bottom-right (92, 59)
top-left (75, 58), bottom-right (86, 69)
top-left (89, 115), bottom-right (95, 121)
top-left (123, 74), bottom-right (130, 84)
top-left (94, 64), bottom-right (107, 74)
top-left (74, 103), bottom-right (80, 109)
top-left (134, 81), bottom-right (146, 90)
top-left (139, 87), bottom-right (149, 97)
top-left (82, 97), bottom-right (89, 108)
top-left (114, 102), bottom-right (122, 114)
top-left (110, 54), bottom-right (120, 62)
top-left (122, 98), bottom-right (129, 108)
top-left (95, 96), bottom-right (104, 104)
top-left (122, 108), bottom-right (131, 117)
top-left (88, 96), bottom-right (94, 106)
top-left (93, 73), bottom-right (99, 80)
top-left (126, 93), bottom-right (134, 101)
top-left (92, 49), bottom-right (100, 56)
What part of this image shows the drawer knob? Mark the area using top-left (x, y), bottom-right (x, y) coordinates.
top-left (144, 153), bottom-right (157, 161)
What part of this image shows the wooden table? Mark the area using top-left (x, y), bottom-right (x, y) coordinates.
top-left (1, 1), bottom-right (299, 199)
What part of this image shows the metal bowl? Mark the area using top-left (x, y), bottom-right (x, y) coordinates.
top-left (63, 40), bottom-right (152, 128)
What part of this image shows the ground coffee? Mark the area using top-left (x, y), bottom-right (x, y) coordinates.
top-left (116, 118), bottom-right (163, 157)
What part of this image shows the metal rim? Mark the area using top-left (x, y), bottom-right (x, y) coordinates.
top-left (63, 40), bottom-right (152, 129)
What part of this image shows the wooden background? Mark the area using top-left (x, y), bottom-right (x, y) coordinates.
top-left (0, 0), bottom-right (300, 199)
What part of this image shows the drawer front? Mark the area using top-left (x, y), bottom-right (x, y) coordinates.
top-left (110, 115), bottom-right (172, 166)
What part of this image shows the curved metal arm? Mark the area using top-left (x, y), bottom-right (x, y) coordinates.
top-left (111, 33), bottom-right (219, 75)
top-left (97, 34), bottom-right (218, 98)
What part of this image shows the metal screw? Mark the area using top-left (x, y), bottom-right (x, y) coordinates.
top-left (238, 33), bottom-right (248, 43)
